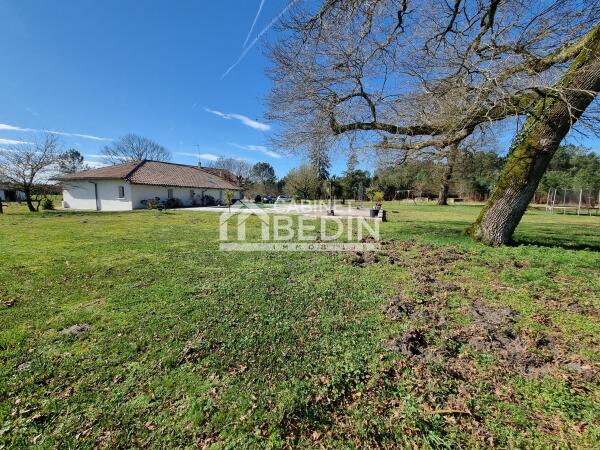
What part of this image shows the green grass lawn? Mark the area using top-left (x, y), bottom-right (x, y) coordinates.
top-left (1, 203), bottom-right (599, 448)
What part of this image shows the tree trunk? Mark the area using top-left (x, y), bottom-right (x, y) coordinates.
top-left (437, 144), bottom-right (459, 205)
top-left (24, 188), bottom-right (36, 212)
top-left (470, 26), bottom-right (600, 245)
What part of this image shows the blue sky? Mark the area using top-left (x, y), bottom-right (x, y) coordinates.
top-left (0, 0), bottom-right (596, 177)
top-left (0, 0), bottom-right (328, 176)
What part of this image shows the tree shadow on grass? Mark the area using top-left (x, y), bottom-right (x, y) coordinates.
top-left (385, 217), bottom-right (600, 252)
top-left (512, 237), bottom-right (600, 252)
top-left (512, 224), bottom-right (600, 251)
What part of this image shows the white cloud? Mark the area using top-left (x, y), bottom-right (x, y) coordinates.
top-left (204, 108), bottom-right (270, 131)
top-left (0, 137), bottom-right (31, 145)
top-left (48, 131), bottom-right (111, 141)
top-left (229, 142), bottom-right (282, 159)
top-left (174, 151), bottom-right (221, 161)
top-left (199, 153), bottom-right (220, 161)
top-left (0, 122), bottom-right (112, 141)
top-left (0, 124), bottom-right (23, 131)
top-left (86, 160), bottom-right (109, 168)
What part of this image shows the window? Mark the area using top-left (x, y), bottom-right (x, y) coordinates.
top-left (167, 188), bottom-right (174, 199)
top-left (190, 190), bottom-right (195, 198)
top-left (118, 186), bottom-right (125, 199)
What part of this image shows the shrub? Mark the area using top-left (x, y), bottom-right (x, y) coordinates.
top-left (203, 195), bottom-right (216, 207)
top-left (164, 198), bottom-right (183, 209)
top-left (255, 194), bottom-right (262, 203)
top-left (141, 197), bottom-right (161, 209)
top-left (40, 197), bottom-right (54, 210)
top-left (372, 191), bottom-right (385, 202)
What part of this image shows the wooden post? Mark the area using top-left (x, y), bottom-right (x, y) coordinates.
top-left (328, 178), bottom-right (334, 216)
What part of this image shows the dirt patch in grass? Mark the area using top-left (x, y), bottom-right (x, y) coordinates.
top-left (340, 240), bottom-right (600, 444)
top-left (354, 240), bottom-right (598, 385)
top-left (60, 323), bottom-right (91, 335)
top-left (536, 292), bottom-right (599, 317)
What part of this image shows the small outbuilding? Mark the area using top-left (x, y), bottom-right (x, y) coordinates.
top-left (57, 160), bottom-right (243, 211)
top-left (0, 185), bottom-right (26, 202)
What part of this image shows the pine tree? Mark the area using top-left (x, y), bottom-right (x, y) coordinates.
top-left (308, 142), bottom-right (331, 182)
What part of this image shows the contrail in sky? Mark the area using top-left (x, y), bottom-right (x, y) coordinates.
top-left (243, 0), bottom-right (266, 48)
top-left (0, 122), bottom-right (111, 141)
top-left (221, 0), bottom-right (300, 79)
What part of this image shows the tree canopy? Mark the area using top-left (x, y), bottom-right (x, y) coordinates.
top-left (268, 0), bottom-right (599, 155)
top-left (0, 134), bottom-right (63, 212)
top-left (267, 0), bottom-right (600, 244)
top-left (250, 162), bottom-right (277, 188)
top-left (58, 149), bottom-right (88, 174)
top-left (283, 164), bottom-right (321, 200)
top-left (102, 134), bottom-right (171, 164)
top-left (206, 157), bottom-right (252, 189)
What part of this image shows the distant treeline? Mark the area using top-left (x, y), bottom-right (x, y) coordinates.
top-left (537, 145), bottom-right (600, 192)
top-left (365, 145), bottom-right (599, 201)
top-left (251, 145), bottom-right (599, 203)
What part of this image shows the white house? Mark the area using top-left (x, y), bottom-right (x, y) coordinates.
top-left (56, 160), bottom-right (243, 211)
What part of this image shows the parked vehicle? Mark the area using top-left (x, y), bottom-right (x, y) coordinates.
top-left (275, 195), bottom-right (292, 203)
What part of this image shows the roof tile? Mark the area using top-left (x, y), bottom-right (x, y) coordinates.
top-left (57, 160), bottom-right (240, 190)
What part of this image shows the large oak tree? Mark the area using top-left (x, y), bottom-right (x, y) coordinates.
top-left (267, 0), bottom-right (600, 245)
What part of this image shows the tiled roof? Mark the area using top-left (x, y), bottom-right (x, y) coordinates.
top-left (57, 160), bottom-right (241, 190)
top-left (57, 161), bottom-right (142, 180)
top-left (201, 167), bottom-right (236, 182)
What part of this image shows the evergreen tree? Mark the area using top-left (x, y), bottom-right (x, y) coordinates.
top-left (307, 142), bottom-right (331, 199)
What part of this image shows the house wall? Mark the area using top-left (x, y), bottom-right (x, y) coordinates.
top-left (63, 181), bottom-right (242, 211)
top-left (131, 185), bottom-right (195, 208)
top-left (62, 180), bottom-right (133, 211)
top-left (131, 185), bottom-right (241, 209)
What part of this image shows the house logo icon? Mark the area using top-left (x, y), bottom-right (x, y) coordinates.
top-left (217, 203), bottom-right (381, 252)
top-left (219, 207), bottom-right (270, 241)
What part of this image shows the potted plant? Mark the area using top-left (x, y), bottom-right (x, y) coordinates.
top-left (370, 191), bottom-right (384, 217)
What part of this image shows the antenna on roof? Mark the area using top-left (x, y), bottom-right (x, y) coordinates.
top-left (193, 144), bottom-right (202, 167)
